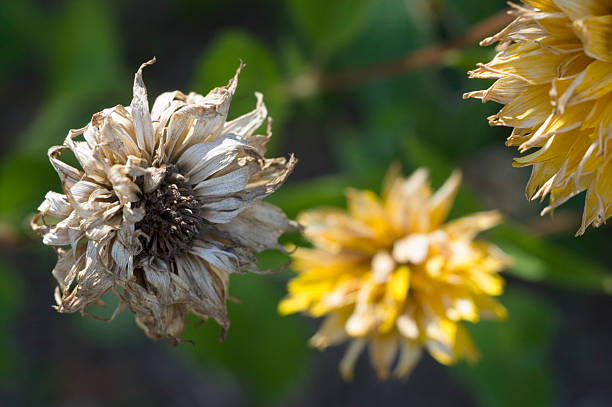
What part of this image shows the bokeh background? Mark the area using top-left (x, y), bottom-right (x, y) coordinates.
top-left (2, 0), bottom-right (612, 406)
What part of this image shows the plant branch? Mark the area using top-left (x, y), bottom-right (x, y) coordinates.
top-left (317, 9), bottom-right (513, 91)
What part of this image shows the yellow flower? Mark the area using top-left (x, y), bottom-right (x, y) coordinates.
top-left (279, 166), bottom-right (508, 380)
top-left (465, 1), bottom-right (612, 235)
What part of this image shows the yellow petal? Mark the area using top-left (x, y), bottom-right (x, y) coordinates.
top-left (425, 320), bottom-right (457, 365)
top-left (574, 15), bottom-right (612, 62)
top-left (518, 102), bottom-right (592, 151)
top-left (553, 0), bottom-right (612, 21)
top-left (523, 0), bottom-right (560, 11)
top-left (471, 42), bottom-right (567, 85)
top-left (371, 251), bottom-right (395, 283)
top-left (389, 265), bottom-right (410, 303)
top-left (464, 76), bottom-right (531, 104)
top-left (443, 210), bottom-right (502, 240)
top-left (397, 311), bottom-right (419, 339)
top-left (471, 269), bottom-right (505, 296)
top-left (393, 340), bottom-right (423, 378)
top-left (454, 324), bottom-right (479, 363)
top-left (346, 188), bottom-right (393, 239)
top-left (491, 84), bottom-right (552, 128)
top-left (299, 209), bottom-right (382, 254)
top-left (278, 295), bottom-right (310, 315)
top-left (310, 313), bottom-right (349, 349)
top-left (427, 170), bottom-right (462, 229)
top-left (339, 339), bottom-right (367, 381)
top-left (384, 168), bottom-right (431, 234)
top-left (369, 335), bottom-right (399, 380)
top-left (523, 159), bottom-right (565, 199)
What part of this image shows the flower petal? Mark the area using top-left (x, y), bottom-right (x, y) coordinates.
top-left (553, 0), bottom-right (612, 20)
top-left (573, 15), bottom-right (612, 62)
top-left (129, 58), bottom-right (156, 159)
top-left (222, 92), bottom-right (268, 138)
top-left (339, 339), bottom-right (367, 381)
top-left (217, 201), bottom-right (298, 252)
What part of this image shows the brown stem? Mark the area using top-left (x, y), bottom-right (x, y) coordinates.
top-left (318, 9), bottom-right (514, 91)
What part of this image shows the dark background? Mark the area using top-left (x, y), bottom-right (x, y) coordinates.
top-left (2, 0), bottom-right (612, 405)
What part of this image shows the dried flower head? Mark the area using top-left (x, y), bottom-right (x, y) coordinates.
top-left (279, 166), bottom-right (508, 380)
top-left (465, 1), bottom-right (612, 235)
top-left (32, 58), bottom-right (297, 341)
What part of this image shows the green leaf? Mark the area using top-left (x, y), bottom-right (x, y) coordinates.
top-left (0, 0), bottom-right (43, 84)
top-left (47, 0), bottom-right (124, 99)
top-left (288, 0), bottom-right (376, 57)
top-left (191, 30), bottom-right (286, 151)
top-left (23, 0), bottom-right (125, 156)
top-left (180, 268), bottom-right (311, 405)
top-left (453, 289), bottom-right (559, 407)
top-left (326, 0), bottom-right (434, 72)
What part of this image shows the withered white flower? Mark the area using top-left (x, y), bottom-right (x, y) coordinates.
top-left (32, 58), bottom-right (297, 341)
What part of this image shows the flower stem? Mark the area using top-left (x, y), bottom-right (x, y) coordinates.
top-left (317, 9), bottom-right (513, 91)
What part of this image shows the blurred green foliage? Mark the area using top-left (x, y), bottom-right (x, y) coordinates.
top-left (288, 0), bottom-right (376, 57)
top-left (0, 0), bottom-right (125, 228)
top-left (182, 271), bottom-right (311, 404)
top-left (192, 29), bottom-right (287, 130)
top-left (1, 0), bottom-right (611, 405)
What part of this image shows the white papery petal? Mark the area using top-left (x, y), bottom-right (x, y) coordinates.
top-left (175, 254), bottom-right (226, 313)
top-left (142, 260), bottom-right (172, 300)
top-left (42, 211), bottom-right (81, 246)
top-left (48, 145), bottom-right (82, 189)
top-left (56, 241), bottom-right (114, 313)
top-left (176, 134), bottom-right (252, 183)
top-left (189, 241), bottom-right (238, 273)
top-left (52, 245), bottom-right (86, 291)
top-left (129, 58), bottom-right (156, 158)
top-left (99, 107), bottom-right (141, 160)
top-left (217, 201), bottom-right (297, 251)
top-left (199, 197), bottom-right (251, 224)
top-left (169, 65), bottom-right (242, 158)
top-left (151, 90), bottom-right (183, 121)
top-left (193, 164), bottom-right (255, 198)
top-left (37, 191), bottom-right (71, 218)
top-left (65, 128), bottom-right (107, 179)
top-left (222, 92), bottom-right (267, 138)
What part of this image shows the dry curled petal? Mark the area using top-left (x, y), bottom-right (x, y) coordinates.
top-left (465, 1), bottom-right (612, 235)
top-left (32, 59), bottom-right (297, 341)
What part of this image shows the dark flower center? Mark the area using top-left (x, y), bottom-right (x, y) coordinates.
top-left (135, 165), bottom-right (203, 264)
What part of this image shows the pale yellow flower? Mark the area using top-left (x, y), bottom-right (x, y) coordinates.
top-left (279, 167), bottom-right (508, 380)
top-left (32, 59), bottom-right (297, 341)
top-left (465, 1), bottom-right (612, 235)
